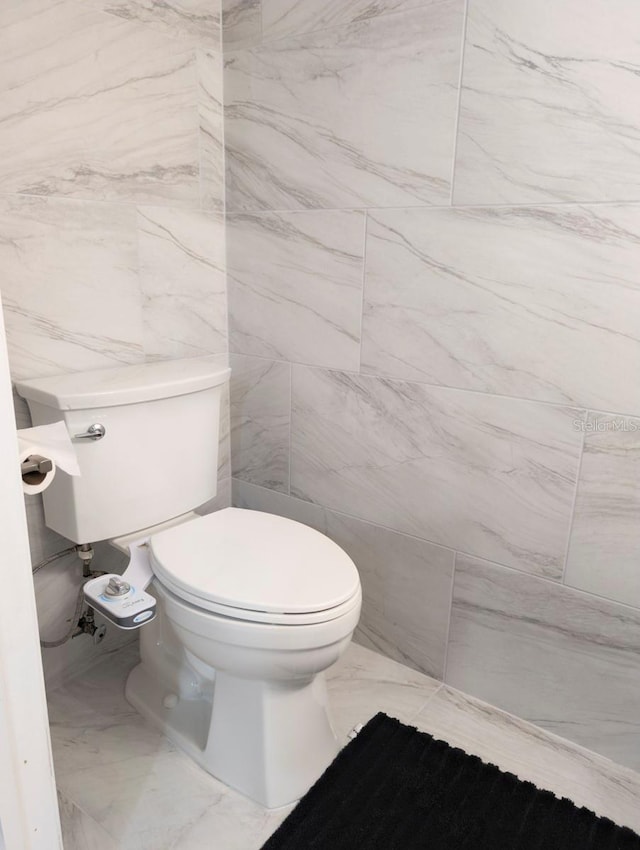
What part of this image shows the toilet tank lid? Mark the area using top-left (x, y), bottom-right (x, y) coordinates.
top-left (15, 357), bottom-right (230, 410)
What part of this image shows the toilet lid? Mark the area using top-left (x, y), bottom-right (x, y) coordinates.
top-left (148, 508), bottom-right (360, 617)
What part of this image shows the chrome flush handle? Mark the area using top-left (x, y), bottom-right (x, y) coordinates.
top-left (74, 423), bottom-right (106, 441)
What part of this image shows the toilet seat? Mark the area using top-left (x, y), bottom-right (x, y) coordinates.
top-left (149, 507), bottom-right (361, 626)
top-left (156, 579), bottom-right (362, 631)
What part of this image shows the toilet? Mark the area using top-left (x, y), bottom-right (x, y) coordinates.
top-left (17, 356), bottom-right (362, 809)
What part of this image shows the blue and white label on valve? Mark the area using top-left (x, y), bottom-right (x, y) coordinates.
top-left (133, 610), bottom-right (154, 624)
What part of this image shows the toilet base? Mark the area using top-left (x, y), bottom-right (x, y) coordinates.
top-left (125, 659), bottom-right (340, 809)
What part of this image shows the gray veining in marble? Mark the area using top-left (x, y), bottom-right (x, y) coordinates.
top-left (49, 642), bottom-right (440, 849)
top-left (60, 752), bottom-right (224, 850)
top-left (224, 3), bottom-right (464, 210)
top-left (138, 206), bottom-right (227, 361)
top-left (50, 651), bottom-right (224, 850)
top-left (362, 205), bottom-right (640, 412)
top-left (565, 413), bottom-right (640, 609)
top-left (230, 355), bottom-right (291, 492)
top-left (99, 0), bottom-right (221, 47)
top-left (227, 211), bottom-right (364, 368)
top-left (447, 554), bottom-right (640, 770)
top-left (167, 790), bottom-right (291, 850)
top-left (233, 479), bottom-right (455, 677)
top-left (326, 642), bottom-right (441, 741)
top-left (197, 49), bottom-right (225, 210)
top-left (58, 790), bottom-right (118, 850)
top-left (222, 0), bottom-right (261, 49)
top-left (0, 0), bottom-right (199, 204)
top-left (454, 0), bottom-right (640, 204)
top-left (0, 196), bottom-right (143, 381)
top-left (414, 686), bottom-right (640, 834)
top-left (291, 367), bottom-right (583, 577)
top-left (53, 641), bottom-right (640, 848)
top-left (319, 513), bottom-right (454, 680)
top-left (261, 0), bottom-right (447, 43)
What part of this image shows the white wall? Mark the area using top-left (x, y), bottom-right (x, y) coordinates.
top-left (0, 299), bottom-right (62, 849)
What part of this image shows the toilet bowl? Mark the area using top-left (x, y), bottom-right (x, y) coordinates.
top-left (15, 357), bottom-right (361, 809)
top-left (125, 507), bottom-right (362, 809)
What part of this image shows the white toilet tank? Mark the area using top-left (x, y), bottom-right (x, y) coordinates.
top-left (16, 357), bottom-right (230, 544)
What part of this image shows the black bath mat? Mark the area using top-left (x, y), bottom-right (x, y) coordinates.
top-left (262, 712), bottom-right (640, 850)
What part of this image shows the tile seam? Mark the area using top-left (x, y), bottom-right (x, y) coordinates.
top-left (232, 478), bottom-right (640, 615)
top-left (449, 0), bottom-right (470, 206)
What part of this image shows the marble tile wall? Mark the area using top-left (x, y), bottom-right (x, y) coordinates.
top-left (1, 0), bottom-right (228, 685)
top-left (447, 555), bottom-right (640, 770)
top-left (223, 2), bottom-right (464, 209)
top-left (223, 0), bottom-right (640, 768)
top-left (227, 211), bottom-right (364, 368)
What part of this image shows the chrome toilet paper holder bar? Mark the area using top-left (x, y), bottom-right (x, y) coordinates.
top-left (20, 454), bottom-right (54, 476)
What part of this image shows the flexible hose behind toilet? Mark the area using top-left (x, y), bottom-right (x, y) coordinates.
top-left (39, 584), bottom-right (87, 648)
top-left (32, 545), bottom-right (107, 648)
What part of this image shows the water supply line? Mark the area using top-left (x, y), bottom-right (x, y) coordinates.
top-left (77, 543), bottom-right (94, 577)
top-left (39, 585), bottom-right (87, 648)
top-left (32, 544), bottom-right (107, 648)
top-left (31, 545), bottom-right (76, 575)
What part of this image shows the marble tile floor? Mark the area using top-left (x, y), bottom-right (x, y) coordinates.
top-left (49, 642), bottom-right (640, 849)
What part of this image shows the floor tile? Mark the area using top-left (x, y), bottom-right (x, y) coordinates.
top-left (326, 642), bottom-right (441, 741)
top-left (49, 636), bottom-right (640, 847)
top-left (58, 790), bottom-right (119, 850)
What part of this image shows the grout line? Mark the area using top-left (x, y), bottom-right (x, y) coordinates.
top-left (230, 355), bottom-right (640, 422)
top-left (228, 352), bottom-right (577, 409)
top-left (287, 361), bottom-right (293, 495)
top-left (218, 0), bottom-right (230, 361)
top-left (441, 551), bottom-right (458, 684)
top-left (449, 0), bottom-right (470, 206)
top-left (57, 789), bottom-right (119, 845)
top-left (223, 199), bottom-right (640, 215)
top-left (220, 33), bottom-right (231, 356)
top-left (560, 411), bottom-right (588, 585)
top-left (409, 683), bottom-right (445, 723)
top-left (196, 47), bottom-right (205, 214)
top-left (225, 355), bottom-right (640, 420)
top-left (432, 676), bottom-right (640, 782)
top-left (4, 189), bottom-right (640, 215)
top-left (234, 479), bottom-right (454, 555)
top-left (357, 210), bottom-right (368, 374)
top-left (234, 477), bottom-right (640, 615)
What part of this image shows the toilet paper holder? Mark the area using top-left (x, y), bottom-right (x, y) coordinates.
top-left (21, 454), bottom-right (54, 476)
